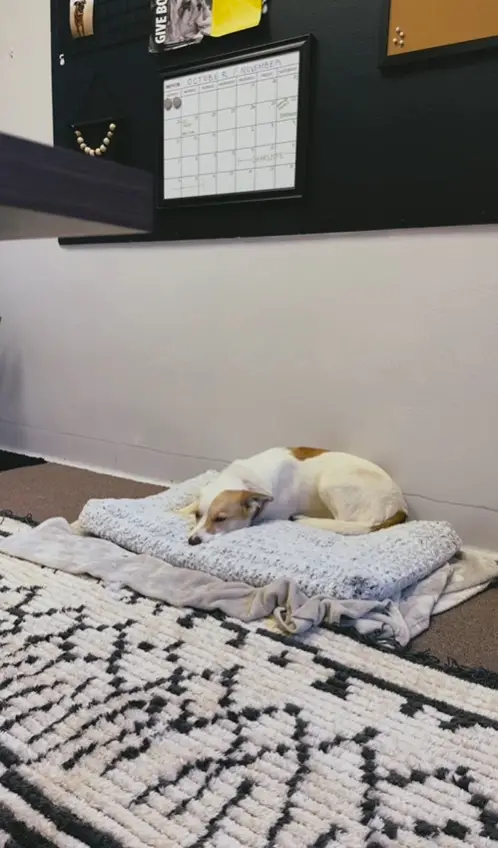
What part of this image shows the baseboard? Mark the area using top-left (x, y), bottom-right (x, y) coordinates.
top-left (0, 422), bottom-right (497, 548)
top-left (0, 421), bottom-right (226, 486)
top-left (47, 456), bottom-right (175, 486)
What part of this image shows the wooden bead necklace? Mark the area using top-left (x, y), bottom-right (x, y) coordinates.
top-left (73, 122), bottom-right (116, 156)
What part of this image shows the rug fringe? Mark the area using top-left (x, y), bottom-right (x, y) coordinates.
top-left (322, 617), bottom-right (498, 690)
top-left (0, 509), bottom-right (39, 528)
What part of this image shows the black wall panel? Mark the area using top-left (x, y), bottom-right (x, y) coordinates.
top-left (51, 0), bottom-right (498, 244)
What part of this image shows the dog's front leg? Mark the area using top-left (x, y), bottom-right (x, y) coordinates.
top-left (176, 501), bottom-right (199, 523)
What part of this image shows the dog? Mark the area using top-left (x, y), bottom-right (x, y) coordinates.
top-left (72, 0), bottom-right (87, 38)
top-left (180, 447), bottom-right (407, 545)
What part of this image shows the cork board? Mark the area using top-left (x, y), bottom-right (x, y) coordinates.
top-left (386, 0), bottom-right (498, 59)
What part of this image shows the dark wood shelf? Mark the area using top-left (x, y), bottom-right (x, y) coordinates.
top-left (0, 132), bottom-right (153, 241)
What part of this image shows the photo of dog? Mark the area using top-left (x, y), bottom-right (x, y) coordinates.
top-left (70, 0), bottom-right (94, 39)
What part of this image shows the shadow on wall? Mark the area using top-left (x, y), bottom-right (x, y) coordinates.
top-left (0, 345), bottom-right (26, 455)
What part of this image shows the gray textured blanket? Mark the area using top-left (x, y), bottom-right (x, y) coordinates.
top-left (78, 472), bottom-right (461, 601)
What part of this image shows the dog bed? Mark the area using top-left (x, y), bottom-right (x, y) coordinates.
top-left (78, 471), bottom-right (461, 601)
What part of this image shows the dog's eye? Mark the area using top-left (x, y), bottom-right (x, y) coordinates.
top-left (194, 511), bottom-right (201, 521)
top-left (214, 515), bottom-right (226, 523)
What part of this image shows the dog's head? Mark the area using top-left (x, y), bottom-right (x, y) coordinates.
top-left (184, 489), bottom-right (272, 545)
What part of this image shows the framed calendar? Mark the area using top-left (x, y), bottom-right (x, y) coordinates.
top-left (157, 36), bottom-right (312, 208)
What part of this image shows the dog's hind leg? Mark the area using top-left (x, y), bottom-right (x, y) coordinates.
top-left (293, 516), bottom-right (373, 535)
top-left (293, 476), bottom-right (373, 534)
top-left (293, 509), bottom-right (407, 534)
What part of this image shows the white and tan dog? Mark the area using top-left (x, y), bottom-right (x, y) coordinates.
top-left (180, 447), bottom-right (407, 545)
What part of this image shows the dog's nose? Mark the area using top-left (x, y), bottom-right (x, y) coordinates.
top-left (188, 535), bottom-right (202, 546)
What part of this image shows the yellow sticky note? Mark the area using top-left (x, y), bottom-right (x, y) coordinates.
top-left (211, 0), bottom-right (263, 38)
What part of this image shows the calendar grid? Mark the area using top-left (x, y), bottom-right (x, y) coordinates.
top-left (163, 48), bottom-right (301, 201)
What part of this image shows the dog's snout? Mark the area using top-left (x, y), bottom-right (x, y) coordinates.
top-left (188, 535), bottom-right (202, 546)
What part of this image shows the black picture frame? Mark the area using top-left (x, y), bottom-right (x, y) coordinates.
top-left (156, 35), bottom-right (313, 210)
top-left (379, 0), bottom-right (498, 68)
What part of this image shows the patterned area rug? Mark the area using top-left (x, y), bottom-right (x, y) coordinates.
top-left (2, 515), bottom-right (498, 847)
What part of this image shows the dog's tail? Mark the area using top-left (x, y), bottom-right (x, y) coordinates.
top-left (295, 510), bottom-right (407, 535)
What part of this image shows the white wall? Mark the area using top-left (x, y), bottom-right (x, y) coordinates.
top-left (1, 4), bottom-right (498, 546)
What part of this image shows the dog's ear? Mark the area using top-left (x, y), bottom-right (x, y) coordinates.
top-left (242, 491), bottom-right (273, 514)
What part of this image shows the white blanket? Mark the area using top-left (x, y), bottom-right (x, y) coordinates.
top-left (0, 513), bottom-right (496, 646)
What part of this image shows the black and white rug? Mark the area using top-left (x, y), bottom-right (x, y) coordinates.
top-left (1, 514), bottom-right (498, 846)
